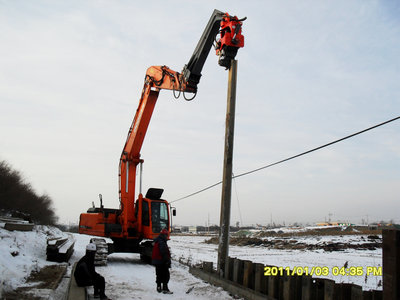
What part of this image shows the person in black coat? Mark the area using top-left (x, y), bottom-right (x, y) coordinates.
top-left (151, 229), bottom-right (172, 294)
top-left (74, 243), bottom-right (109, 300)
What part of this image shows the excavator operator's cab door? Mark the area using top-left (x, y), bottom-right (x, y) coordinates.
top-left (137, 188), bottom-right (170, 239)
top-left (140, 199), bottom-right (170, 239)
top-left (149, 200), bottom-right (169, 233)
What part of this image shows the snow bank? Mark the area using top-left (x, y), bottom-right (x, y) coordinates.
top-left (0, 225), bottom-right (64, 293)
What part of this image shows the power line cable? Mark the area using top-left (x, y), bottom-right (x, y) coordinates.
top-left (170, 115), bottom-right (400, 204)
top-left (233, 173), bottom-right (243, 226)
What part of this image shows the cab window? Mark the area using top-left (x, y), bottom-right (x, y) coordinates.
top-left (151, 202), bottom-right (169, 233)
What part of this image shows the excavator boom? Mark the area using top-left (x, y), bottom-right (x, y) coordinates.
top-left (79, 9), bottom-right (245, 256)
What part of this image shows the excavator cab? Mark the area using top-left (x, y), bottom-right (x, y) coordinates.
top-left (135, 188), bottom-right (170, 239)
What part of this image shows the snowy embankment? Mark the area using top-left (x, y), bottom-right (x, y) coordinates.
top-left (0, 225), bottom-right (66, 296)
top-left (169, 233), bottom-right (382, 291)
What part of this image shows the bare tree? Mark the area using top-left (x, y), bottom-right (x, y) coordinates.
top-left (0, 160), bottom-right (58, 225)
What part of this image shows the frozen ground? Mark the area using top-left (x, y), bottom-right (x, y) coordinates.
top-left (0, 226), bottom-right (235, 299)
top-left (0, 226), bottom-right (382, 299)
top-left (70, 232), bottom-right (235, 300)
top-left (169, 234), bottom-right (382, 291)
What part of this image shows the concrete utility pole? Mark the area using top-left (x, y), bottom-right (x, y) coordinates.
top-left (217, 60), bottom-right (238, 276)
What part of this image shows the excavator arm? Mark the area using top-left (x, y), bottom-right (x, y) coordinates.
top-left (119, 10), bottom-right (245, 238)
top-left (182, 9), bottom-right (225, 91)
top-left (182, 9), bottom-right (246, 89)
top-left (80, 9), bottom-right (245, 244)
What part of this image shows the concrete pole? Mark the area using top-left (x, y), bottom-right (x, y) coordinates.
top-left (217, 59), bottom-right (238, 276)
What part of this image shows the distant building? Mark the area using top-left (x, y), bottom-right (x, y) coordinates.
top-left (188, 226), bottom-right (197, 234)
top-left (172, 226), bottom-right (182, 233)
top-left (316, 222), bottom-right (352, 226)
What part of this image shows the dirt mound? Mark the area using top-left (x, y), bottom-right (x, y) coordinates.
top-left (254, 226), bottom-right (382, 238)
top-left (204, 236), bottom-right (381, 251)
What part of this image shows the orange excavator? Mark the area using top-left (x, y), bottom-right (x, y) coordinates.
top-left (79, 9), bottom-right (245, 260)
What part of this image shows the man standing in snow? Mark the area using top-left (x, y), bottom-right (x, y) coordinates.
top-left (74, 243), bottom-right (110, 300)
top-left (152, 228), bottom-right (173, 294)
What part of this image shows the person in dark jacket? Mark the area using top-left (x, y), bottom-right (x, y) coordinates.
top-left (74, 243), bottom-right (109, 300)
top-left (151, 228), bottom-right (172, 294)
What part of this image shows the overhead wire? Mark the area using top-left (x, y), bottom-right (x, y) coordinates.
top-left (233, 173), bottom-right (243, 226)
top-left (170, 115), bottom-right (400, 204)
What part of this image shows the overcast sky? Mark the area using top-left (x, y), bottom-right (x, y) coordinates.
top-left (1, 1), bottom-right (399, 226)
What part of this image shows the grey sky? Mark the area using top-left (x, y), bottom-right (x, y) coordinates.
top-left (1, 1), bottom-right (399, 226)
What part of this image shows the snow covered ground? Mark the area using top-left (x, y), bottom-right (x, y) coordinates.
top-left (170, 234), bottom-right (382, 291)
top-left (0, 225), bottom-right (382, 299)
top-left (0, 226), bottom-right (235, 299)
top-left (70, 232), bottom-right (235, 300)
